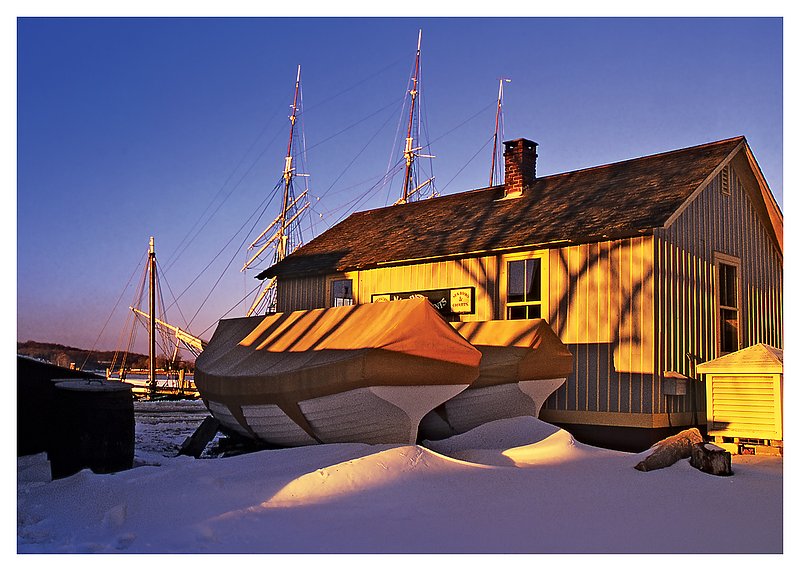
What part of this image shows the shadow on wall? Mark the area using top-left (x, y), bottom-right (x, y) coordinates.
top-left (540, 341), bottom-right (706, 419)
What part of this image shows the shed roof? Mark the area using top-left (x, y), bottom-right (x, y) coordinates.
top-left (696, 344), bottom-right (783, 374)
top-left (262, 136), bottom-right (760, 278)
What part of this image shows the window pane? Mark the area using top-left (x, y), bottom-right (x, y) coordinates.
top-left (508, 261), bottom-right (525, 303)
top-left (526, 258), bottom-right (541, 302)
top-left (508, 306), bottom-right (528, 320)
top-left (719, 264), bottom-right (737, 308)
top-left (507, 304), bottom-right (541, 320)
top-left (721, 308), bottom-right (738, 353)
top-left (332, 279), bottom-right (353, 306)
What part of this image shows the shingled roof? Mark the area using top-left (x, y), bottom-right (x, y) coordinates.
top-left (263, 136), bottom-right (746, 279)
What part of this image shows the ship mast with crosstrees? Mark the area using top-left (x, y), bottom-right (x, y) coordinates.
top-left (242, 64), bottom-right (311, 315)
top-left (396, 30), bottom-right (436, 205)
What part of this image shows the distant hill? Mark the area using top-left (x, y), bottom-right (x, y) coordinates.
top-left (17, 340), bottom-right (195, 372)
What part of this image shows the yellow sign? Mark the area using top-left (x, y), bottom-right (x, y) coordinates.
top-left (450, 288), bottom-right (473, 314)
top-left (372, 294), bottom-right (391, 303)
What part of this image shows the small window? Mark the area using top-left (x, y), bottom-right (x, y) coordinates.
top-left (718, 262), bottom-right (739, 353)
top-left (506, 258), bottom-right (542, 319)
top-left (331, 279), bottom-right (353, 307)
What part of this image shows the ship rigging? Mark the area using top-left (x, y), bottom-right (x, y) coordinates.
top-left (87, 32), bottom-right (515, 400)
top-left (392, 30), bottom-right (436, 205)
top-left (241, 64), bottom-right (311, 316)
top-left (107, 237), bottom-right (206, 399)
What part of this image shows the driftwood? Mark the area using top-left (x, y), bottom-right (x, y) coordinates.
top-left (634, 428), bottom-right (704, 472)
top-left (690, 442), bottom-right (733, 476)
top-left (178, 416), bottom-right (220, 459)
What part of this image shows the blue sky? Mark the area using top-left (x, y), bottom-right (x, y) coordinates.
top-left (16, 16), bottom-right (783, 354)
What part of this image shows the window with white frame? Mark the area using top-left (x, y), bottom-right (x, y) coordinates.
top-left (506, 257), bottom-right (543, 319)
top-left (331, 279), bottom-right (353, 307)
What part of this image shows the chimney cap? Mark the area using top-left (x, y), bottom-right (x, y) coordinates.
top-left (503, 138), bottom-right (538, 152)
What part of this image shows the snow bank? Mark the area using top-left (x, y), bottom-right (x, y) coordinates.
top-left (17, 406), bottom-right (783, 554)
top-left (423, 415), bottom-right (620, 466)
top-left (265, 445), bottom-right (483, 507)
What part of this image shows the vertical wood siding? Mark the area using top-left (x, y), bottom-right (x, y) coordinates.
top-left (544, 236), bottom-right (655, 415)
top-left (355, 255), bottom-right (499, 322)
top-left (278, 239), bottom-right (658, 419)
top-left (654, 164), bottom-right (783, 416)
top-left (276, 275), bottom-right (327, 312)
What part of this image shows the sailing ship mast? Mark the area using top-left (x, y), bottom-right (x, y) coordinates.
top-left (396, 30), bottom-right (434, 205)
top-left (489, 78), bottom-right (511, 187)
top-left (242, 64), bottom-right (310, 316)
top-left (148, 236), bottom-right (157, 399)
top-left (279, 64), bottom-right (303, 262)
top-left (104, 235), bottom-right (205, 398)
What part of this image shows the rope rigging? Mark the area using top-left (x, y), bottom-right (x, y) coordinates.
top-left (239, 64), bottom-right (311, 316)
top-left (108, 238), bottom-right (207, 388)
top-left (103, 37), bottom-right (511, 368)
top-left (79, 249), bottom-right (146, 371)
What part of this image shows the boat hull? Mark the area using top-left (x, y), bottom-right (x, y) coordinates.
top-left (206, 383), bottom-right (469, 446)
top-left (419, 377), bottom-right (567, 441)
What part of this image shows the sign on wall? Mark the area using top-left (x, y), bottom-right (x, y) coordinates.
top-left (371, 287), bottom-right (475, 315)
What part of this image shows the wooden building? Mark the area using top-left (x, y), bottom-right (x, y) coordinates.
top-left (259, 136), bottom-right (783, 449)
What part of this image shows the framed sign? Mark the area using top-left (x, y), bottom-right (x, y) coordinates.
top-left (371, 287), bottom-right (475, 315)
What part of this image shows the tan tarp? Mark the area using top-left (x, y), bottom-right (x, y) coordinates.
top-left (452, 319), bottom-right (573, 388)
top-left (195, 298), bottom-right (481, 407)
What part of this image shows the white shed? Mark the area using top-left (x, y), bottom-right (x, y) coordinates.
top-left (696, 344), bottom-right (783, 449)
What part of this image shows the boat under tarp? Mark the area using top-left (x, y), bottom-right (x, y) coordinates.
top-left (419, 319), bottom-right (573, 440)
top-left (194, 298), bottom-right (481, 446)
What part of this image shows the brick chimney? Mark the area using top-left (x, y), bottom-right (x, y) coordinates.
top-left (502, 138), bottom-right (538, 198)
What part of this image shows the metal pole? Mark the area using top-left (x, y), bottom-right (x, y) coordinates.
top-left (490, 78), bottom-right (510, 187)
top-left (148, 236), bottom-right (156, 399)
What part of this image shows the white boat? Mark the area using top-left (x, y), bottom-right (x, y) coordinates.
top-left (419, 319), bottom-right (573, 440)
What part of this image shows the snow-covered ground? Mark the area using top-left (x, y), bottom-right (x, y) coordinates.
top-left (17, 399), bottom-right (783, 555)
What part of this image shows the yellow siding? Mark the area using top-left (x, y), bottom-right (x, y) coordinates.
top-left (538, 237), bottom-right (655, 415)
top-left (706, 374), bottom-right (782, 440)
top-left (278, 238), bottom-right (660, 421)
top-left (356, 255), bottom-right (499, 322)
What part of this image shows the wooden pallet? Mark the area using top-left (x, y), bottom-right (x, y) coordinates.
top-left (711, 436), bottom-right (783, 456)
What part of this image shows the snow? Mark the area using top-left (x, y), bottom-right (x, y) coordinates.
top-left (16, 400), bottom-right (784, 558)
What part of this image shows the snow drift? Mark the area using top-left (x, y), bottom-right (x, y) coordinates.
top-left (17, 404), bottom-right (783, 554)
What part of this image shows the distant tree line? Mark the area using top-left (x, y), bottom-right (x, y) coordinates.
top-left (17, 340), bottom-right (195, 373)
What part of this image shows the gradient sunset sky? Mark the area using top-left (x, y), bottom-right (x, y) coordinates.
top-left (15, 15), bottom-right (783, 355)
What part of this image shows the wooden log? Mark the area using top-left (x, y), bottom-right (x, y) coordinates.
top-left (178, 416), bottom-right (220, 459)
top-left (690, 442), bottom-right (733, 476)
top-left (634, 428), bottom-right (704, 472)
